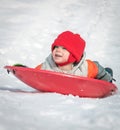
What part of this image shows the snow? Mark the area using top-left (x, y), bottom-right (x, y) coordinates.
top-left (0, 0), bottom-right (120, 130)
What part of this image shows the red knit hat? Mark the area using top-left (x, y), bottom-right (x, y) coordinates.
top-left (52, 31), bottom-right (85, 65)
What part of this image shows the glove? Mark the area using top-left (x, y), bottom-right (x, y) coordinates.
top-left (13, 63), bottom-right (27, 67)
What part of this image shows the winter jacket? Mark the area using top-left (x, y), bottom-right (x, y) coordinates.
top-left (35, 53), bottom-right (113, 82)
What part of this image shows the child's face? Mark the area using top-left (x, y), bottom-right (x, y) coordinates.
top-left (52, 46), bottom-right (70, 64)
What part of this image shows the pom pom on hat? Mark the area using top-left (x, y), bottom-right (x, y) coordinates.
top-left (52, 31), bottom-right (86, 65)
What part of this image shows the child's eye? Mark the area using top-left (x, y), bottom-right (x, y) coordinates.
top-left (54, 46), bottom-right (66, 50)
top-left (62, 47), bottom-right (66, 50)
top-left (54, 46), bottom-right (59, 48)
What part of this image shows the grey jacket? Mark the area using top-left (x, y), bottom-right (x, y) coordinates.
top-left (41, 53), bottom-right (113, 82)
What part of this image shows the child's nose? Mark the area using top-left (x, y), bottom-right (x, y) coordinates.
top-left (56, 47), bottom-right (62, 52)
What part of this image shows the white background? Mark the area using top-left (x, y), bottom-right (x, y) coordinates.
top-left (0, 0), bottom-right (120, 130)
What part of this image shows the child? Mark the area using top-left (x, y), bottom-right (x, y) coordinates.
top-left (35, 31), bottom-right (113, 82)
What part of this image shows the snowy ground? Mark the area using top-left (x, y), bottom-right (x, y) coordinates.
top-left (0, 0), bottom-right (120, 130)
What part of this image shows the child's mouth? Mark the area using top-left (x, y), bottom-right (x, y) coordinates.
top-left (55, 54), bottom-right (62, 57)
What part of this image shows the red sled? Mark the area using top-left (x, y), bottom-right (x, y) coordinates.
top-left (4, 66), bottom-right (118, 98)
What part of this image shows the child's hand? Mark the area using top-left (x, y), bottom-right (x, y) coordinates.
top-left (13, 64), bottom-right (27, 67)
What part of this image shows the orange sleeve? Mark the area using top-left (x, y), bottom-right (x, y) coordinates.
top-left (35, 64), bottom-right (42, 70)
top-left (86, 60), bottom-right (98, 78)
